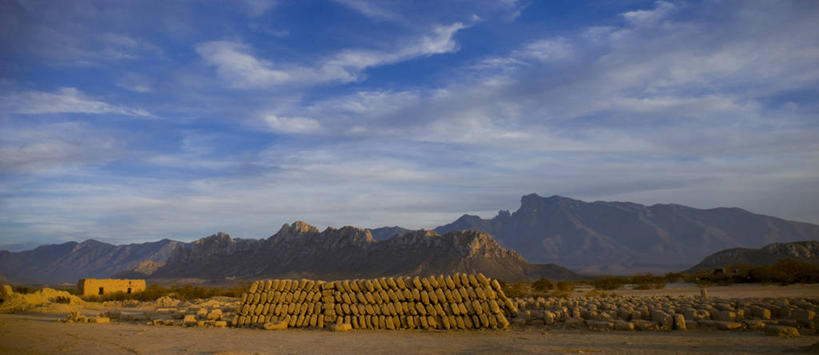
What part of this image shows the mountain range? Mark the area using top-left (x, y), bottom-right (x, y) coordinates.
top-left (0, 222), bottom-right (578, 284)
top-left (435, 194), bottom-right (819, 274)
top-left (686, 241), bottom-right (819, 272)
top-left (2, 193), bottom-right (817, 283)
top-left (0, 239), bottom-right (181, 284)
top-left (148, 222), bottom-right (577, 282)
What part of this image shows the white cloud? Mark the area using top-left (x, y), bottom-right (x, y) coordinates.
top-left (117, 73), bottom-right (153, 93)
top-left (197, 23), bottom-right (466, 88)
top-left (241, 0), bottom-right (278, 17)
top-left (334, 0), bottom-right (399, 21)
top-left (0, 87), bottom-right (155, 117)
top-left (622, 1), bottom-right (677, 26)
top-left (517, 38), bottom-right (572, 61)
top-left (0, 122), bottom-right (120, 175)
top-left (195, 41), bottom-right (291, 89)
top-left (263, 114), bottom-right (321, 133)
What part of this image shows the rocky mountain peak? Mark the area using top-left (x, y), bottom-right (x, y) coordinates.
top-left (196, 232), bottom-right (233, 245)
top-left (271, 221), bottom-right (321, 240)
top-left (72, 239), bottom-right (110, 251)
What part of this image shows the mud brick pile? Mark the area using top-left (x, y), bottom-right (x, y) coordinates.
top-left (233, 273), bottom-right (517, 330)
top-left (512, 295), bottom-right (818, 335)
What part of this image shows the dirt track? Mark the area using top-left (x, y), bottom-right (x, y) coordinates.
top-left (1, 313), bottom-right (816, 354)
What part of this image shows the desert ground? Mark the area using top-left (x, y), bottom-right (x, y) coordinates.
top-left (0, 313), bottom-right (816, 354)
top-left (1, 283), bottom-right (818, 354)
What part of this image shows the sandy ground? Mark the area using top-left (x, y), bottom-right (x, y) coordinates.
top-left (2, 284), bottom-right (819, 354)
top-left (0, 313), bottom-right (816, 354)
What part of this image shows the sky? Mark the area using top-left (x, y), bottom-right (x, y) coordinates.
top-left (1, 0), bottom-right (818, 247)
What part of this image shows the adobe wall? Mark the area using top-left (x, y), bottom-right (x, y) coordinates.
top-left (78, 278), bottom-right (146, 296)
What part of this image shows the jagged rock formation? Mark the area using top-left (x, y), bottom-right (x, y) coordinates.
top-left (435, 194), bottom-right (819, 274)
top-left (368, 226), bottom-right (412, 241)
top-left (686, 241), bottom-right (819, 272)
top-left (150, 222), bottom-right (578, 282)
top-left (0, 239), bottom-right (182, 284)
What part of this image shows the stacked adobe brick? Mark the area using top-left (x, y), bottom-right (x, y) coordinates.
top-left (233, 273), bottom-right (517, 330)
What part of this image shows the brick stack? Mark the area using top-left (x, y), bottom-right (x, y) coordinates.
top-left (233, 273), bottom-right (518, 330)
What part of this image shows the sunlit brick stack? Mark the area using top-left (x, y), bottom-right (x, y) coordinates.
top-left (233, 273), bottom-right (518, 330)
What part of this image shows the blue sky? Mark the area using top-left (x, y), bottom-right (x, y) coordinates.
top-left (1, 0), bottom-right (818, 247)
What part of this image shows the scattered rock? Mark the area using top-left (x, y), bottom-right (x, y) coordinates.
top-left (155, 296), bottom-right (181, 308)
top-left (263, 321), bottom-right (288, 330)
top-left (716, 321), bottom-right (743, 330)
top-left (673, 314), bottom-right (686, 331)
top-left (90, 317), bottom-right (110, 324)
top-left (614, 320), bottom-right (635, 331)
top-left (0, 284), bottom-right (13, 300)
top-left (765, 325), bottom-right (800, 337)
top-left (207, 309), bottom-right (222, 321)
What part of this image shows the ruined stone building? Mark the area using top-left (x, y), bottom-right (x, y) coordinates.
top-left (78, 278), bottom-right (146, 296)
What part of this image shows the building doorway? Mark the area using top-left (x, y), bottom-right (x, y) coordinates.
top-left (98, 287), bottom-right (104, 295)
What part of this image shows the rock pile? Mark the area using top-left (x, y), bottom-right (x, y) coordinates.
top-left (0, 287), bottom-right (83, 313)
top-left (511, 295), bottom-right (816, 335)
top-left (234, 274), bottom-right (517, 330)
top-left (57, 311), bottom-right (110, 324)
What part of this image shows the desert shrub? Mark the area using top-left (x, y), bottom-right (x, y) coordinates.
top-left (13, 285), bottom-right (34, 294)
top-left (590, 276), bottom-right (627, 290)
top-left (501, 282), bottom-right (532, 298)
top-left (687, 259), bottom-right (819, 285)
top-left (555, 281), bottom-right (575, 292)
top-left (586, 290), bottom-right (616, 297)
top-left (531, 278), bottom-right (554, 292)
top-left (54, 295), bottom-right (72, 304)
top-left (663, 272), bottom-right (684, 283)
top-left (630, 273), bottom-right (666, 289)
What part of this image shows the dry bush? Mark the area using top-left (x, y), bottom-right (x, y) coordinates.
top-left (501, 282), bottom-right (533, 298)
top-left (555, 281), bottom-right (575, 292)
top-left (531, 278), bottom-right (554, 292)
top-left (590, 276), bottom-right (626, 290)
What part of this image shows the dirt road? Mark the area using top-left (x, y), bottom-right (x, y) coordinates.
top-left (1, 313), bottom-right (816, 354)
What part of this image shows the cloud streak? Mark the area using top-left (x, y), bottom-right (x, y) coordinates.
top-left (1, 87), bottom-right (155, 117)
top-left (197, 23), bottom-right (466, 88)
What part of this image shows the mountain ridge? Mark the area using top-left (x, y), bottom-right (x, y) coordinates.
top-left (3, 194), bottom-right (817, 282)
top-left (149, 222), bottom-right (578, 282)
top-left (435, 194), bottom-right (819, 274)
top-left (686, 241), bottom-right (819, 272)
